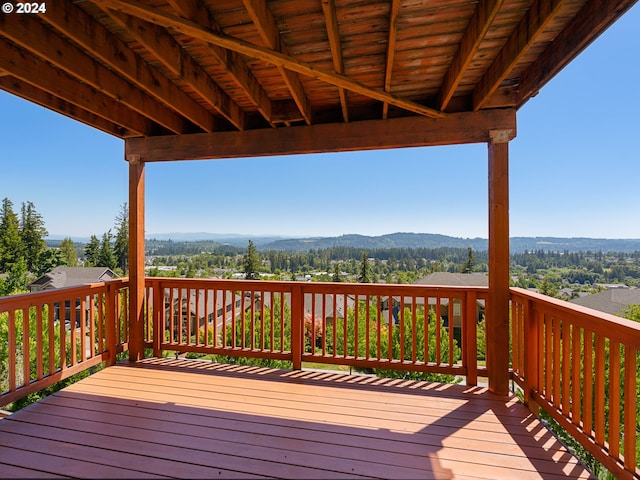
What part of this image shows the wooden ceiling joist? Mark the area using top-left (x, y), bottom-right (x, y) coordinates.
top-left (472, 0), bottom-right (568, 110)
top-left (0, 36), bottom-right (154, 136)
top-left (517, 0), bottom-right (637, 105)
top-left (40, 0), bottom-right (215, 133)
top-left (242, 0), bottom-right (313, 125)
top-left (0, 13), bottom-right (188, 135)
top-left (165, 0), bottom-right (277, 126)
top-left (0, 76), bottom-right (133, 137)
top-left (382, 0), bottom-right (400, 119)
top-left (438, 0), bottom-right (504, 111)
top-left (125, 109), bottom-right (515, 162)
top-left (92, 0), bottom-right (446, 119)
top-left (321, 0), bottom-right (349, 122)
top-left (99, 8), bottom-right (246, 130)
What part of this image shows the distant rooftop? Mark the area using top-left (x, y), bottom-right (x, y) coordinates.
top-left (414, 272), bottom-right (488, 287)
top-left (29, 267), bottom-right (118, 292)
top-left (570, 287), bottom-right (640, 316)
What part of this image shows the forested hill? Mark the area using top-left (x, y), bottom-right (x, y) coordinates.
top-left (262, 233), bottom-right (487, 252)
top-left (261, 233), bottom-right (640, 253)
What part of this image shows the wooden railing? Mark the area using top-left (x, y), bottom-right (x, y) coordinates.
top-left (144, 278), bottom-right (488, 383)
top-left (3, 277), bottom-right (639, 478)
top-left (511, 287), bottom-right (640, 479)
top-left (0, 279), bottom-right (129, 407)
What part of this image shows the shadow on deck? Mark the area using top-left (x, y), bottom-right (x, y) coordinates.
top-left (0, 358), bottom-right (593, 479)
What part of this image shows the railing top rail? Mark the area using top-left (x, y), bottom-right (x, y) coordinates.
top-left (145, 277), bottom-right (489, 297)
top-left (0, 278), bottom-right (129, 310)
top-left (511, 287), bottom-right (640, 344)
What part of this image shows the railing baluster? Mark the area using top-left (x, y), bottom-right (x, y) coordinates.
top-left (7, 311), bottom-right (16, 392)
top-left (561, 318), bottom-right (571, 416)
top-left (608, 340), bottom-right (621, 460)
top-left (623, 346), bottom-right (637, 472)
top-left (411, 296), bottom-right (417, 364)
top-left (583, 329), bottom-right (593, 436)
top-left (48, 304), bottom-right (55, 375)
top-left (571, 324), bottom-right (581, 426)
top-left (594, 335), bottom-right (606, 446)
top-left (436, 297), bottom-right (441, 364)
top-left (36, 305), bottom-right (43, 381)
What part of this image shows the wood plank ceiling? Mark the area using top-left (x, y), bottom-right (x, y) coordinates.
top-left (0, 0), bottom-right (636, 159)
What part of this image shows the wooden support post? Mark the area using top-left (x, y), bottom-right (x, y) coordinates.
top-left (128, 154), bottom-right (145, 362)
top-left (487, 130), bottom-right (512, 396)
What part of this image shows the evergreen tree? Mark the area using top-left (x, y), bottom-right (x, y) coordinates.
top-left (461, 247), bottom-right (475, 273)
top-left (331, 264), bottom-right (343, 282)
top-left (97, 231), bottom-right (116, 269)
top-left (243, 240), bottom-right (260, 280)
top-left (113, 203), bottom-right (129, 273)
top-left (84, 235), bottom-right (100, 266)
top-left (0, 257), bottom-right (28, 295)
top-left (357, 252), bottom-right (371, 283)
top-left (0, 198), bottom-right (22, 272)
top-left (33, 248), bottom-right (64, 277)
top-left (59, 237), bottom-right (78, 266)
top-left (20, 201), bottom-right (47, 273)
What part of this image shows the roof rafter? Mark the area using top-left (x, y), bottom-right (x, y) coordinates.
top-left (472, 0), bottom-right (568, 110)
top-left (382, 0), bottom-right (400, 119)
top-left (0, 76), bottom-right (133, 137)
top-left (0, 36), bottom-right (154, 136)
top-left (242, 0), bottom-right (313, 125)
top-left (321, 0), bottom-right (349, 122)
top-left (438, 0), bottom-right (503, 111)
top-left (40, 0), bottom-right (215, 133)
top-left (98, 7), bottom-right (246, 130)
top-left (0, 13), bottom-right (188, 135)
top-left (165, 0), bottom-right (278, 126)
top-left (92, 0), bottom-right (446, 119)
top-left (517, 0), bottom-right (638, 105)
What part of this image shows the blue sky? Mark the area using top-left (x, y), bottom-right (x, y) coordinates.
top-left (1, 4), bottom-right (639, 240)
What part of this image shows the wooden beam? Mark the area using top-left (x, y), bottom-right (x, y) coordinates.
top-left (93, 0), bottom-right (445, 119)
top-left (0, 37), bottom-right (154, 136)
top-left (125, 109), bottom-right (516, 162)
top-left (382, 0), bottom-right (400, 119)
top-left (518, 0), bottom-right (639, 106)
top-left (473, 0), bottom-right (567, 110)
top-left (100, 8), bottom-right (246, 130)
top-left (40, 0), bottom-right (214, 133)
top-left (0, 77), bottom-right (132, 138)
top-left (127, 157), bottom-right (145, 362)
top-left (0, 13), bottom-right (188, 135)
top-left (487, 131), bottom-right (511, 396)
top-left (321, 0), bottom-right (349, 122)
top-left (242, 0), bottom-right (313, 125)
top-left (165, 0), bottom-right (276, 124)
top-left (438, 0), bottom-right (503, 111)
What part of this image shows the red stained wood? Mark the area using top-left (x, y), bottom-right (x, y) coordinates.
top-left (0, 358), bottom-right (593, 479)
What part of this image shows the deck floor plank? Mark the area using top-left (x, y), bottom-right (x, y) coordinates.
top-left (0, 358), bottom-right (594, 479)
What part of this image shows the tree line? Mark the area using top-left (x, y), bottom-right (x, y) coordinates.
top-left (0, 198), bottom-right (129, 295)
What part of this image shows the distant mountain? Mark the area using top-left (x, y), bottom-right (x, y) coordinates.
top-left (510, 237), bottom-right (640, 253)
top-left (262, 233), bottom-right (640, 253)
top-left (145, 232), bottom-right (289, 247)
top-left (47, 232), bottom-right (640, 253)
top-left (262, 233), bottom-right (488, 251)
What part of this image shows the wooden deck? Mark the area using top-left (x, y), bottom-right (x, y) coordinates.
top-left (0, 358), bottom-right (593, 479)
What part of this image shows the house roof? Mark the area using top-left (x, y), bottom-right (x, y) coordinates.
top-left (414, 272), bottom-right (489, 287)
top-left (569, 287), bottom-right (640, 316)
top-left (0, 0), bottom-right (636, 159)
top-left (29, 267), bottom-right (117, 290)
